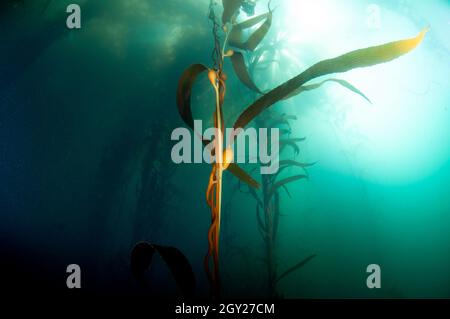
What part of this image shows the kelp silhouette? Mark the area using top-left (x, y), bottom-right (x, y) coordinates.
top-left (131, 242), bottom-right (195, 298)
top-left (176, 0), bottom-right (427, 298)
top-left (238, 111), bottom-right (316, 297)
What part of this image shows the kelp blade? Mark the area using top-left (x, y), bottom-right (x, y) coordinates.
top-left (285, 78), bottom-right (372, 103)
top-left (276, 254), bottom-right (317, 283)
top-left (233, 29), bottom-right (428, 131)
top-left (154, 245), bottom-right (196, 298)
top-left (229, 12), bottom-right (271, 47)
top-left (245, 11), bottom-right (272, 51)
top-left (222, 0), bottom-right (243, 24)
top-left (176, 64), bottom-right (208, 130)
top-left (229, 11), bottom-right (272, 51)
top-left (269, 174), bottom-right (308, 199)
top-left (230, 51), bottom-right (262, 93)
top-left (279, 159), bottom-right (316, 168)
top-left (228, 163), bottom-right (260, 188)
top-left (131, 242), bottom-right (196, 298)
top-left (233, 12), bottom-right (271, 30)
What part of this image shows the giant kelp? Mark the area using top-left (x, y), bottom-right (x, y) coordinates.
top-left (176, 0), bottom-right (426, 298)
top-left (235, 110), bottom-right (316, 297)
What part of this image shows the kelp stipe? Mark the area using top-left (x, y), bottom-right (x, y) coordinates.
top-left (176, 0), bottom-right (427, 298)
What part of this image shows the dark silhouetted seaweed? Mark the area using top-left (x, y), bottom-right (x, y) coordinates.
top-left (276, 254), bottom-right (317, 284)
top-left (131, 242), bottom-right (196, 298)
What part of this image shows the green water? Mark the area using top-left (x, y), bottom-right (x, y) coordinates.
top-left (0, 0), bottom-right (449, 298)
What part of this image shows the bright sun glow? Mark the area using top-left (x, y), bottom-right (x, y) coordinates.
top-left (266, 0), bottom-right (450, 185)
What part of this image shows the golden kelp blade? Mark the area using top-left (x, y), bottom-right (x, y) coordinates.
top-left (176, 64), bottom-right (208, 130)
top-left (230, 51), bottom-right (262, 93)
top-left (222, 0), bottom-right (243, 24)
top-left (336, 28), bottom-right (428, 71)
top-left (233, 29), bottom-right (428, 132)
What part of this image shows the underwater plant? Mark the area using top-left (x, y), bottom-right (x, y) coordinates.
top-left (238, 38), bottom-right (316, 298)
top-left (237, 111), bottom-right (315, 298)
top-left (176, 0), bottom-right (427, 298)
top-left (131, 242), bottom-right (195, 298)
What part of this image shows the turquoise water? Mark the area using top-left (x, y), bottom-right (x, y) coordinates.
top-left (0, 0), bottom-right (449, 298)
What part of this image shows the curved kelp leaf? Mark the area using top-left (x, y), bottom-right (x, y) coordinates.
top-left (276, 254), bottom-right (317, 283)
top-left (229, 10), bottom-right (273, 51)
top-left (282, 185), bottom-right (292, 198)
top-left (230, 51), bottom-right (262, 93)
top-left (233, 29), bottom-right (428, 132)
top-left (229, 12), bottom-right (271, 47)
top-left (131, 242), bottom-right (196, 298)
top-left (234, 12), bottom-right (271, 30)
top-left (285, 78), bottom-right (372, 103)
top-left (269, 175), bottom-right (308, 200)
top-left (222, 0), bottom-right (243, 24)
top-left (176, 64), bottom-right (208, 130)
top-left (228, 163), bottom-right (260, 189)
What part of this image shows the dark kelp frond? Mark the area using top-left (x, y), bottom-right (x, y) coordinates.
top-left (276, 254), bottom-right (317, 283)
top-left (222, 0), bottom-right (243, 24)
top-left (227, 163), bottom-right (260, 189)
top-left (234, 11), bottom-right (271, 30)
top-left (131, 242), bottom-right (196, 298)
top-left (176, 64), bottom-right (208, 130)
top-left (268, 174), bottom-right (308, 200)
top-left (230, 51), bottom-right (263, 93)
top-left (229, 10), bottom-right (273, 51)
